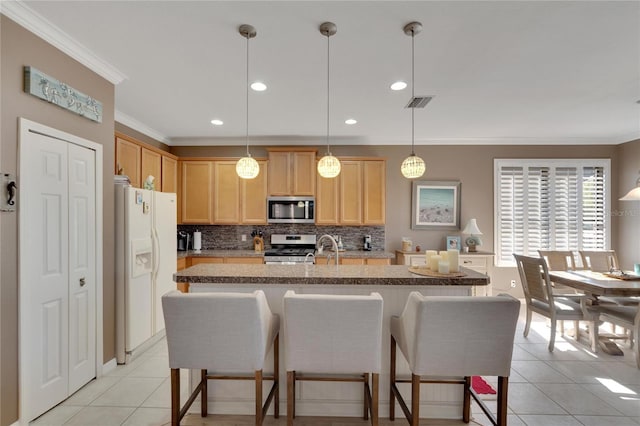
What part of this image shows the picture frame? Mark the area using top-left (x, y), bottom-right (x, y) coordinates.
top-left (411, 180), bottom-right (461, 230)
top-left (446, 236), bottom-right (462, 251)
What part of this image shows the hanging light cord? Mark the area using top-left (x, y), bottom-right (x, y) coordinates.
top-left (326, 31), bottom-right (331, 156)
top-left (245, 33), bottom-right (250, 157)
top-left (411, 28), bottom-right (415, 156)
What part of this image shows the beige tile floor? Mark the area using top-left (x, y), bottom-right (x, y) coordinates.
top-left (30, 303), bottom-right (640, 426)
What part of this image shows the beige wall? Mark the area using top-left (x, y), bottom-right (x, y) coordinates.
top-left (0, 16), bottom-right (115, 425)
top-left (615, 138), bottom-right (640, 269)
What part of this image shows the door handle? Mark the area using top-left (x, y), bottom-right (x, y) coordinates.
top-left (79, 277), bottom-right (86, 287)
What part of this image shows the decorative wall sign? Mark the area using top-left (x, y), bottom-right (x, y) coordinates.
top-left (24, 66), bottom-right (103, 123)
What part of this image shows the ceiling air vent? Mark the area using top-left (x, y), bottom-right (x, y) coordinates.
top-left (405, 96), bottom-right (434, 109)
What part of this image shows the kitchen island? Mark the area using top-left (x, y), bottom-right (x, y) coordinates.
top-left (173, 264), bottom-right (490, 421)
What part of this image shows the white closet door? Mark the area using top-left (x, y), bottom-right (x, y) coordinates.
top-left (67, 143), bottom-right (97, 394)
top-left (21, 133), bottom-right (70, 420)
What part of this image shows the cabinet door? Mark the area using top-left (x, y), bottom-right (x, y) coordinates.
top-left (268, 151), bottom-right (291, 195)
top-left (115, 137), bottom-right (141, 188)
top-left (316, 173), bottom-right (339, 224)
top-left (141, 148), bottom-right (161, 189)
top-left (339, 161), bottom-right (363, 225)
top-left (366, 258), bottom-right (390, 265)
top-left (224, 257), bottom-right (264, 264)
top-left (340, 258), bottom-right (365, 265)
top-left (292, 151), bottom-right (316, 195)
top-left (162, 156), bottom-right (178, 193)
top-left (190, 257), bottom-right (223, 265)
top-left (242, 160), bottom-right (268, 224)
top-left (181, 161), bottom-right (213, 223)
top-left (213, 161), bottom-right (240, 224)
top-left (363, 160), bottom-right (386, 225)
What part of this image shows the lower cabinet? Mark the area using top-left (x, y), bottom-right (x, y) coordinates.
top-left (395, 250), bottom-right (493, 296)
top-left (339, 257), bottom-right (391, 265)
top-left (189, 256), bottom-right (263, 265)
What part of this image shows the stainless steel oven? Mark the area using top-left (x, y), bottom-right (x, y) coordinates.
top-left (267, 197), bottom-right (315, 224)
top-left (263, 234), bottom-right (316, 264)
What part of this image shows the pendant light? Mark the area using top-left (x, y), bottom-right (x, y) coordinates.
top-left (400, 21), bottom-right (426, 179)
top-left (317, 22), bottom-right (341, 178)
top-left (236, 24), bottom-right (260, 179)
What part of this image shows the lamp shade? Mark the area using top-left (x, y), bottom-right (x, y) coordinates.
top-left (620, 178), bottom-right (640, 200)
top-left (462, 218), bottom-right (483, 235)
top-left (401, 154), bottom-right (426, 179)
top-left (317, 154), bottom-right (341, 178)
top-left (236, 156), bottom-right (260, 179)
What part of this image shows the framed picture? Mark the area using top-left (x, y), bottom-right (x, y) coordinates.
top-left (446, 236), bottom-right (462, 251)
top-left (411, 180), bottom-right (461, 230)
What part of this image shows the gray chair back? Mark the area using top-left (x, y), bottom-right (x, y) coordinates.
top-left (580, 250), bottom-right (619, 272)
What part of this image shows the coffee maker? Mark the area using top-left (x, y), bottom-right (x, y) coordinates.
top-left (363, 235), bottom-right (372, 251)
top-left (177, 231), bottom-right (190, 251)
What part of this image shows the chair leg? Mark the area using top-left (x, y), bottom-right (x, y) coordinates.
top-left (560, 320), bottom-right (565, 336)
top-left (364, 372), bottom-right (370, 420)
top-left (462, 376), bottom-right (471, 423)
top-left (255, 370), bottom-right (263, 426)
top-left (287, 371), bottom-right (294, 426)
top-left (496, 376), bottom-right (509, 426)
top-left (524, 308), bottom-right (532, 337)
top-left (411, 374), bottom-right (420, 426)
top-left (590, 320), bottom-right (600, 353)
top-left (573, 320), bottom-right (579, 338)
top-left (548, 319), bottom-right (557, 352)
top-left (389, 335), bottom-right (396, 421)
top-left (201, 369), bottom-right (208, 417)
top-left (371, 373), bottom-right (379, 426)
top-left (274, 334), bottom-right (280, 419)
top-left (171, 369), bottom-right (180, 426)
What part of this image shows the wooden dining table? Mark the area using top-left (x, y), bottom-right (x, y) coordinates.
top-left (549, 269), bottom-right (640, 354)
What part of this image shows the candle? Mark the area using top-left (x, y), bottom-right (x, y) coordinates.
top-left (448, 249), bottom-right (459, 273)
top-left (429, 255), bottom-right (442, 271)
top-left (425, 250), bottom-right (437, 269)
top-left (439, 250), bottom-right (449, 261)
top-left (438, 260), bottom-right (450, 274)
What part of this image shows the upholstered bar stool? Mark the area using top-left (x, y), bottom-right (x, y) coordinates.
top-left (283, 290), bottom-right (383, 426)
top-left (390, 292), bottom-right (520, 426)
top-left (162, 290), bottom-right (280, 426)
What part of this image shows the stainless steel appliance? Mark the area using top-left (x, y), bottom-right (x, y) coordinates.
top-left (267, 197), bottom-right (315, 224)
top-left (177, 231), bottom-right (189, 251)
top-left (264, 234), bottom-right (316, 264)
top-left (363, 235), bottom-right (372, 251)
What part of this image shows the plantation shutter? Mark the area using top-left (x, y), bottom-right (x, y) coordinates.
top-left (494, 160), bottom-right (610, 266)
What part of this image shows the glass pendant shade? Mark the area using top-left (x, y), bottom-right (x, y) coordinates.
top-left (236, 155), bottom-right (259, 179)
top-left (620, 177), bottom-right (640, 200)
top-left (401, 154), bottom-right (426, 179)
top-left (317, 154), bottom-right (341, 178)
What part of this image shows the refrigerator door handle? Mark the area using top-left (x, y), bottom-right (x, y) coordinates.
top-left (152, 227), bottom-right (160, 280)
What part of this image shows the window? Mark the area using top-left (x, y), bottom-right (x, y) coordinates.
top-left (494, 159), bottom-right (610, 266)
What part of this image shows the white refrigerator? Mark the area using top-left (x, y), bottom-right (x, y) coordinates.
top-left (115, 184), bottom-right (177, 364)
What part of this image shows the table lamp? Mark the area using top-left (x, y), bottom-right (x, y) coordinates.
top-left (462, 218), bottom-right (483, 252)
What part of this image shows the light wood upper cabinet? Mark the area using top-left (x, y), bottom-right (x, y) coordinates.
top-left (141, 148), bottom-right (161, 188)
top-left (242, 160), bottom-right (268, 224)
top-left (316, 174), bottom-right (339, 224)
top-left (115, 137), bottom-right (141, 188)
top-left (339, 161), bottom-right (363, 225)
top-left (181, 161), bottom-right (213, 224)
top-left (315, 158), bottom-right (386, 225)
top-left (363, 160), bottom-right (386, 225)
top-left (213, 161), bottom-right (240, 224)
top-left (267, 149), bottom-right (316, 196)
top-left (162, 156), bottom-right (178, 193)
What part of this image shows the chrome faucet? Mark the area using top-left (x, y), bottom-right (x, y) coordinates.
top-left (304, 252), bottom-right (315, 265)
top-left (317, 234), bottom-right (339, 265)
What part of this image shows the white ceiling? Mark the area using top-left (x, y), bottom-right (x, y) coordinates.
top-left (8, 1), bottom-right (640, 146)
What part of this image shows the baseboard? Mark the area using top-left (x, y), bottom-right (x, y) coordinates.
top-left (102, 357), bottom-right (117, 375)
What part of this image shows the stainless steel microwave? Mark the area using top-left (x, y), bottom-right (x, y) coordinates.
top-left (267, 197), bottom-right (315, 223)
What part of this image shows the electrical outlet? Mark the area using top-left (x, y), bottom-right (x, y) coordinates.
top-left (510, 279), bottom-right (517, 288)
top-left (241, 234), bottom-right (247, 242)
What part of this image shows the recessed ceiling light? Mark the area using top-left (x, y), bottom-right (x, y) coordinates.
top-left (345, 118), bottom-right (357, 125)
top-left (391, 81), bottom-right (407, 91)
top-left (210, 119), bottom-right (224, 126)
top-left (251, 82), bottom-right (267, 91)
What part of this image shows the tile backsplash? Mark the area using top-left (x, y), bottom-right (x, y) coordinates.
top-left (177, 224), bottom-right (385, 251)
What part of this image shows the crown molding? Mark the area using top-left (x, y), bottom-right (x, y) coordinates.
top-left (115, 110), bottom-right (171, 145)
top-left (1, 0), bottom-right (127, 85)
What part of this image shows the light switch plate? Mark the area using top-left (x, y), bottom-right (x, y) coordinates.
top-left (1, 173), bottom-right (16, 212)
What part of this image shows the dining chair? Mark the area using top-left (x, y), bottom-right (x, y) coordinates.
top-left (284, 291), bottom-right (383, 426)
top-left (593, 304), bottom-right (640, 368)
top-left (162, 290), bottom-right (280, 426)
top-left (579, 250), bottom-right (619, 272)
top-left (514, 254), bottom-right (598, 352)
top-left (389, 292), bottom-right (520, 426)
top-left (538, 250), bottom-right (582, 335)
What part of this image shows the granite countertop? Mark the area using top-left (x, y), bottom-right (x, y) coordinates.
top-left (174, 264), bottom-right (489, 286)
top-left (178, 249), bottom-right (395, 259)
